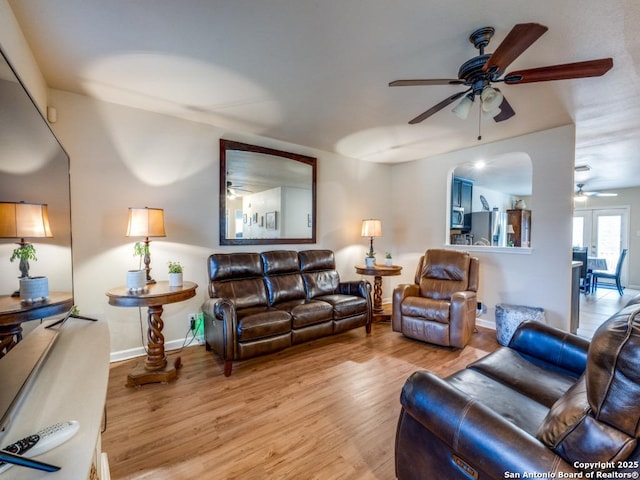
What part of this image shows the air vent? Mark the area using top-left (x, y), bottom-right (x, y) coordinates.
top-left (575, 165), bottom-right (591, 172)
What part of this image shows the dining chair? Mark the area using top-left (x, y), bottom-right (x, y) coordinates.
top-left (572, 247), bottom-right (591, 294)
top-left (592, 248), bottom-right (628, 296)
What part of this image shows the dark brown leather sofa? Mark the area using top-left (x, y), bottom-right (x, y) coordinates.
top-left (202, 249), bottom-right (372, 376)
top-left (395, 297), bottom-right (640, 479)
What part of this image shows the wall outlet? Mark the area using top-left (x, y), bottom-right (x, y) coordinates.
top-left (188, 312), bottom-right (197, 331)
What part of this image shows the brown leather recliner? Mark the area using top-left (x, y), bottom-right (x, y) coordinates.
top-left (392, 249), bottom-right (479, 348)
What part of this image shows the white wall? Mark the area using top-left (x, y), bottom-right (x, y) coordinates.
top-left (48, 89), bottom-right (394, 356)
top-left (389, 125), bottom-right (576, 330)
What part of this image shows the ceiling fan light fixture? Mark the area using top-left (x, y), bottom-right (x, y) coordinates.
top-left (480, 86), bottom-right (503, 113)
top-left (452, 93), bottom-right (474, 119)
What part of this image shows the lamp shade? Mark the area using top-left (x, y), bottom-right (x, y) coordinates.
top-left (0, 202), bottom-right (53, 238)
top-left (126, 207), bottom-right (166, 237)
top-left (361, 219), bottom-right (382, 238)
top-left (452, 93), bottom-right (474, 120)
top-left (481, 87), bottom-right (504, 113)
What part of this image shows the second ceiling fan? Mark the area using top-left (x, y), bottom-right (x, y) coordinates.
top-left (390, 23), bottom-right (613, 124)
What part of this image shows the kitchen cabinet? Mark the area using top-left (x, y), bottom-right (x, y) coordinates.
top-left (507, 209), bottom-right (531, 247)
top-left (451, 177), bottom-right (473, 230)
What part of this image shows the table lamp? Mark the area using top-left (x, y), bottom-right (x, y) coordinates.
top-left (0, 201), bottom-right (53, 279)
top-left (361, 219), bottom-right (382, 257)
top-left (126, 207), bottom-right (166, 284)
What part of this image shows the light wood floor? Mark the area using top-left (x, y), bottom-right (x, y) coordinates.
top-left (577, 286), bottom-right (639, 338)
top-left (103, 323), bottom-right (499, 479)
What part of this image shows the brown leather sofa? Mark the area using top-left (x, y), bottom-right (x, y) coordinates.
top-left (392, 249), bottom-right (479, 348)
top-left (202, 249), bottom-right (372, 376)
top-left (395, 297), bottom-right (640, 479)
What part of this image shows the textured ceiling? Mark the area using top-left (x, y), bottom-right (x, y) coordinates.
top-left (8, 0), bottom-right (640, 192)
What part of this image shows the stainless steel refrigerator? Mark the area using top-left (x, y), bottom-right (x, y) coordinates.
top-left (469, 209), bottom-right (507, 246)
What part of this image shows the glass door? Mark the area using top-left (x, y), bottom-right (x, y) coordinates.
top-left (573, 207), bottom-right (629, 286)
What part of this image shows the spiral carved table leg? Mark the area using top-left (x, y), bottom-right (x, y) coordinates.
top-left (145, 305), bottom-right (166, 370)
top-left (126, 304), bottom-right (181, 387)
top-left (373, 275), bottom-right (383, 314)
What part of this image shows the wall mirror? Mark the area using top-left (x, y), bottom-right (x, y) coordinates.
top-left (0, 48), bottom-right (72, 297)
top-left (449, 152), bottom-right (532, 247)
top-left (219, 139), bottom-right (317, 245)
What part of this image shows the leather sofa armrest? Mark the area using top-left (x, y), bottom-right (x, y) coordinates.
top-left (449, 290), bottom-right (477, 348)
top-left (202, 297), bottom-right (237, 363)
top-left (400, 371), bottom-right (579, 477)
top-left (338, 280), bottom-right (370, 299)
top-left (392, 284), bottom-right (420, 331)
top-left (509, 321), bottom-right (590, 376)
top-left (338, 280), bottom-right (373, 327)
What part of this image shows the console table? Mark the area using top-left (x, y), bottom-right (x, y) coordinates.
top-left (355, 264), bottom-right (402, 320)
top-left (0, 292), bottom-right (73, 358)
top-left (106, 281), bottom-right (197, 387)
top-left (0, 316), bottom-right (110, 479)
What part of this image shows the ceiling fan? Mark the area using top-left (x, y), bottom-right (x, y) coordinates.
top-left (390, 23), bottom-right (613, 125)
top-left (574, 183), bottom-right (618, 201)
top-left (226, 180), bottom-right (252, 198)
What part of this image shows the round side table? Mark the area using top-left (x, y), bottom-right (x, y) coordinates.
top-left (355, 264), bottom-right (402, 320)
top-left (107, 281), bottom-right (197, 387)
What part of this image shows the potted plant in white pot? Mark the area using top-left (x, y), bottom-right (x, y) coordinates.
top-left (385, 252), bottom-right (393, 267)
top-left (11, 243), bottom-right (49, 302)
top-left (365, 251), bottom-right (376, 268)
top-left (126, 242), bottom-right (147, 291)
top-left (168, 261), bottom-right (183, 287)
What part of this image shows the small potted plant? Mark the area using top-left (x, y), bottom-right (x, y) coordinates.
top-left (168, 261), bottom-right (183, 287)
top-left (11, 243), bottom-right (48, 301)
top-left (127, 242), bottom-right (147, 291)
top-left (385, 252), bottom-right (393, 267)
top-left (365, 251), bottom-right (376, 268)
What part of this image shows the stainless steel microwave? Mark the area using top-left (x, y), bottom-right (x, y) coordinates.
top-left (451, 207), bottom-right (465, 229)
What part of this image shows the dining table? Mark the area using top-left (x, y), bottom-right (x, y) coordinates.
top-left (587, 257), bottom-right (608, 271)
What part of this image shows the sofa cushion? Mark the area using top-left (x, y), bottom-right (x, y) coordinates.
top-left (211, 277), bottom-right (268, 310)
top-left (401, 296), bottom-right (450, 324)
top-left (298, 249), bottom-right (336, 272)
top-left (446, 368), bottom-right (550, 436)
top-left (208, 253), bottom-right (262, 281)
top-left (468, 347), bottom-right (579, 408)
top-left (236, 306), bottom-right (291, 341)
top-left (273, 299), bottom-right (333, 328)
top-left (418, 249), bottom-right (471, 301)
top-left (303, 270), bottom-right (340, 298)
top-left (314, 294), bottom-right (367, 319)
top-left (536, 376), bottom-right (637, 465)
top-left (261, 250), bottom-right (299, 275)
top-left (586, 305), bottom-right (640, 436)
top-left (264, 273), bottom-right (306, 305)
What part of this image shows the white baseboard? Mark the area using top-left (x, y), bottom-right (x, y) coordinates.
top-left (109, 337), bottom-right (201, 363)
top-left (476, 317), bottom-right (496, 330)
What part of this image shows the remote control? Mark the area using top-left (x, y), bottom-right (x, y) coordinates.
top-left (0, 420), bottom-right (79, 474)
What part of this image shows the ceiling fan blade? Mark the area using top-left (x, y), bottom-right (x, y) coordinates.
top-left (408, 90), bottom-right (469, 124)
top-left (389, 79), bottom-right (465, 87)
top-left (504, 58), bottom-right (613, 84)
top-left (483, 23), bottom-right (548, 75)
top-left (491, 89), bottom-right (515, 122)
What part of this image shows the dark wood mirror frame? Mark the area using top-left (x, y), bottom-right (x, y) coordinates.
top-left (219, 139), bottom-right (317, 246)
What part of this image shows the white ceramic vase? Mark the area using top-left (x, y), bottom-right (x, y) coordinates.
top-left (365, 257), bottom-right (375, 267)
top-left (385, 258), bottom-right (393, 267)
top-left (19, 276), bottom-right (49, 303)
top-left (169, 272), bottom-right (183, 287)
top-left (126, 270), bottom-right (146, 291)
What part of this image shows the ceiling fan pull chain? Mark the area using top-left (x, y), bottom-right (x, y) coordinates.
top-left (477, 104), bottom-right (482, 141)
